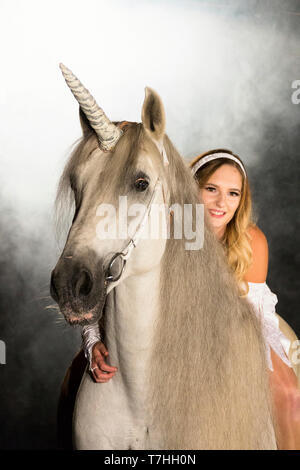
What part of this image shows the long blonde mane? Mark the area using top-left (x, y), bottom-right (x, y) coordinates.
top-left (150, 135), bottom-right (276, 449)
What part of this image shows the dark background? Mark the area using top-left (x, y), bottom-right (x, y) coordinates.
top-left (0, 0), bottom-right (299, 450)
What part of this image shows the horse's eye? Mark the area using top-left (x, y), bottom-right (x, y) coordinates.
top-left (134, 178), bottom-right (149, 192)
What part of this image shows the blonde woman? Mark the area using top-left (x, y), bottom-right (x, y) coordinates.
top-left (83, 148), bottom-right (300, 449)
top-left (189, 148), bottom-right (300, 450)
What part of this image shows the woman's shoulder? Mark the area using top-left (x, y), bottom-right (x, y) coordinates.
top-left (244, 225), bottom-right (268, 283)
top-left (246, 225), bottom-right (268, 249)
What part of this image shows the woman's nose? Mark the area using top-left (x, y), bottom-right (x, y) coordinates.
top-left (215, 192), bottom-right (226, 207)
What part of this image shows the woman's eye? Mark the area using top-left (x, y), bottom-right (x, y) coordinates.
top-left (230, 192), bottom-right (240, 197)
top-left (205, 186), bottom-right (215, 192)
top-left (134, 178), bottom-right (149, 192)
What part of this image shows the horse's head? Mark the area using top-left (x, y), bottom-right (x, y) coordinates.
top-left (51, 65), bottom-right (171, 326)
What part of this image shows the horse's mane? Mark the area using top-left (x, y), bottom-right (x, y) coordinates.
top-left (150, 134), bottom-right (276, 449)
top-left (55, 124), bottom-right (276, 449)
top-left (55, 123), bottom-right (159, 244)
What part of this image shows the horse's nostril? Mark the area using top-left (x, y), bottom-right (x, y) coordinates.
top-left (76, 270), bottom-right (93, 298)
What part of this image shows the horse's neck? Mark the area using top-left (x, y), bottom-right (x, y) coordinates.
top-left (104, 266), bottom-right (160, 382)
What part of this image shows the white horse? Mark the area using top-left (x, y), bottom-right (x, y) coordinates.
top-left (52, 64), bottom-right (278, 449)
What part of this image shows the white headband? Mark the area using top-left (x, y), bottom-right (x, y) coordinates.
top-left (191, 152), bottom-right (246, 178)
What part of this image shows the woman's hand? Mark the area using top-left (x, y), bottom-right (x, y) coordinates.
top-left (91, 341), bottom-right (118, 383)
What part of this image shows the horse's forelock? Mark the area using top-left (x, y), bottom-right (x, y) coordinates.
top-left (54, 123), bottom-right (168, 243)
top-left (54, 133), bottom-right (99, 243)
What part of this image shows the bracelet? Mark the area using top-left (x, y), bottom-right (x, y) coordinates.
top-left (81, 322), bottom-right (101, 368)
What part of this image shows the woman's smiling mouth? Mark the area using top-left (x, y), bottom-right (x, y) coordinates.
top-left (209, 209), bottom-right (226, 218)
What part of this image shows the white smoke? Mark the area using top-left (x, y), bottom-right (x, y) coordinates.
top-left (0, 0), bottom-right (299, 238)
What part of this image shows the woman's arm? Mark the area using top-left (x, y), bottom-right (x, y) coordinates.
top-left (243, 224), bottom-right (292, 369)
top-left (81, 323), bottom-right (117, 383)
top-left (243, 227), bottom-right (300, 448)
top-left (243, 225), bottom-right (268, 283)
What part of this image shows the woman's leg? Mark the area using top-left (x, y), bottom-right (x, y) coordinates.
top-left (269, 348), bottom-right (300, 450)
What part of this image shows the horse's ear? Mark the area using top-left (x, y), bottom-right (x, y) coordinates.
top-left (79, 107), bottom-right (94, 137)
top-left (141, 87), bottom-right (166, 142)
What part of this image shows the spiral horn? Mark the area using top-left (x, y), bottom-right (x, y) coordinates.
top-left (59, 63), bottom-right (122, 151)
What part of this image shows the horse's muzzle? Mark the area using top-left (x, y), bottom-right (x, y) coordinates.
top-left (50, 253), bottom-right (106, 326)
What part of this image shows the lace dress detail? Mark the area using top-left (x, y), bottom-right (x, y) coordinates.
top-left (246, 282), bottom-right (292, 371)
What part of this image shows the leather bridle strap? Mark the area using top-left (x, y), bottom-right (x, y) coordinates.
top-left (104, 178), bottom-right (161, 283)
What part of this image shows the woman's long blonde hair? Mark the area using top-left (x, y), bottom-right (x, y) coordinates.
top-left (190, 149), bottom-right (254, 296)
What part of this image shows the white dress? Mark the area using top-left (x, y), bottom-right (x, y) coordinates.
top-left (82, 281), bottom-right (293, 372)
top-left (246, 282), bottom-right (292, 371)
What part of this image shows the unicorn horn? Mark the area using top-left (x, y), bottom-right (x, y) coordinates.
top-left (59, 63), bottom-right (122, 151)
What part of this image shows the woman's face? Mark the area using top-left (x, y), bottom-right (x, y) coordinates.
top-left (199, 164), bottom-right (242, 238)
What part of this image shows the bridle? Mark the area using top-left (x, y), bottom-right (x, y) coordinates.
top-left (104, 177), bottom-right (161, 285)
top-left (103, 120), bottom-right (168, 285)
